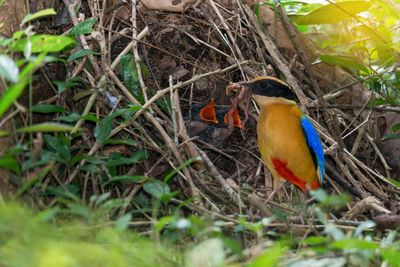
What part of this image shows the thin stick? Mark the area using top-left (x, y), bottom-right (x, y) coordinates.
top-left (131, 0), bottom-right (150, 105)
top-left (207, 0), bottom-right (245, 61)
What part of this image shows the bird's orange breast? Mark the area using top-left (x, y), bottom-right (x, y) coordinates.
top-left (256, 102), bottom-right (319, 192)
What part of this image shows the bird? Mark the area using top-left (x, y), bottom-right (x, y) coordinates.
top-left (184, 98), bottom-right (218, 137)
top-left (200, 107), bottom-right (242, 146)
top-left (231, 76), bottom-right (325, 202)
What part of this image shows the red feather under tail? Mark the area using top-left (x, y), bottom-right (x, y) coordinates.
top-left (271, 157), bottom-right (307, 192)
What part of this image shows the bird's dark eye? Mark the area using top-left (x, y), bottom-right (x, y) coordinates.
top-left (259, 81), bottom-right (267, 88)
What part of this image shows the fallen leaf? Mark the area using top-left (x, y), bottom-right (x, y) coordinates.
top-left (141, 0), bottom-right (198, 12)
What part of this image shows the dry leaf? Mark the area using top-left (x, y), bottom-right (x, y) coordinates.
top-left (103, 145), bottom-right (126, 156)
top-left (226, 178), bottom-right (239, 190)
top-left (141, 0), bottom-right (198, 12)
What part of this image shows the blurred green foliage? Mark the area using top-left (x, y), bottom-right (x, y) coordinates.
top-left (0, 190), bottom-right (399, 266)
top-left (0, 202), bottom-right (180, 267)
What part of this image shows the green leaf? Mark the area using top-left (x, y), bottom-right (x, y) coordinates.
top-left (0, 154), bottom-right (20, 174)
top-left (31, 104), bottom-right (68, 113)
top-left (296, 24), bottom-right (309, 33)
top-left (392, 123), bottom-right (400, 133)
top-left (13, 30), bottom-right (25, 40)
top-left (34, 207), bottom-right (60, 222)
top-left (43, 185), bottom-right (80, 201)
top-left (90, 192), bottom-right (111, 206)
top-left (0, 53), bottom-right (46, 118)
top-left (353, 221), bottom-right (375, 237)
top-left (383, 246), bottom-right (400, 266)
top-left (81, 114), bottom-right (100, 123)
top-left (115, 213), bottom-right (132, 230)
top-left (247, 243), bottom-right (286, 267)
top-left (155, 216), bottom-right (175, 231)
top-left (53, 80), bottom-right (79, 94)
top-left (11, 35), bottom-right (76, 53)
top-left (131, 150), bottom-right (149, 162)
top-left (320, 55), bottom-right (369, 73)
top-left (67, 49), bottom-right (101, 62)
top-left (78, 164), bottom-right (102, 173)
top-left (19, 53), bottom-right (46, 79)
top-left (103, 139), bottom-right (137, 146)
top-left (0, 37), bottom-right (11, 47)
top-left (17, 123), bottom-right (78, 133)
top-left (104, 175), bottom-right (147, 185)
top-left (301, 236), bottom-right (332, 245)
top-left (56, 113), bottom-right (80, 122)
top-left (309, 188), bottom-right (328, 202)
top-left (254, 3), bottom-right (266, 32)
top-left (311, 189), bottom-right (349, 208)
top-left (120, 54), bottom-right (144, 104)
top-left (15, 163), bottom-right (54, 198)
top-left (295, 2), bottom-right (321, 13)
top-left (73, 89), bottom-right (96, 101)
top-left (22, 150), bottom-right (56, 171)
top-left (331, 239), bottom-right (379, 250)
top-left (382, 133), bottom-right (400, 141)
top-left (156, 96), bottom-right (170, 115)
top-left (105, 152), bottom-right (147, 168)
top-left (159, 190), bottom-right (179, 202)
top-left (368, 98), bottom-right (397, 106)
top-left (71, 154), bottom-right (90, 165)
top-left (290, 1), bottom-right (373, 25)
top-left (0, 54), bottom-right (19, 83)
top-left (324, 223), bottom-right (345, 241)
top-left (21, 8), bottom-right (57, 25)
top-left (164, 157), bottom-right (200, 183)
top-left (64, 203), bottom-right (90, 219)
top-left (121, 104), bottom-right (143, 121)
top-left (383, 177), bottom-right (400, 190)
top-left (43, 134), bottom-right (70, 163)
top-left (143, 180), bottom-right (170, 199)
top-left (69, 18), bottom-right (97, 35)
top-left (94, 116), bottom-right (113, 143)
top-left (0, 80), bottom-right (29, 118)
top-left (57, 132), bottom-right (70, 147)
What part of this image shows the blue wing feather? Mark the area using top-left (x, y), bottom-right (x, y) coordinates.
top-left (300, 116), bottom-right (325, 181)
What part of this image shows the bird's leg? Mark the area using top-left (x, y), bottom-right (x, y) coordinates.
top-left (264, 189), bottom-right (278, 204)
top-left (264, 177), bottom-right (281, 205)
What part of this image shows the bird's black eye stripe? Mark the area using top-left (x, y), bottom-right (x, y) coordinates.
top-left (251, 79), bottom-right (297, 101)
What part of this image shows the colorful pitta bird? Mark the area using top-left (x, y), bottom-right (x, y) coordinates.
top-left (184, 98), bottom-right (218, 137)
top-left (227, 76), bottom-right (325, 202)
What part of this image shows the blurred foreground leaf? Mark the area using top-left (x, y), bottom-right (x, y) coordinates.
top-left (17, 123), bottom-right (78, 133)
top-left (290, 1), bottom-right (373, 25)
top-left (11, 35), bottom-right (75, 53)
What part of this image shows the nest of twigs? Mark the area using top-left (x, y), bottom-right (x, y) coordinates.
top-left (16, 0), bottom-right (400, 235)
